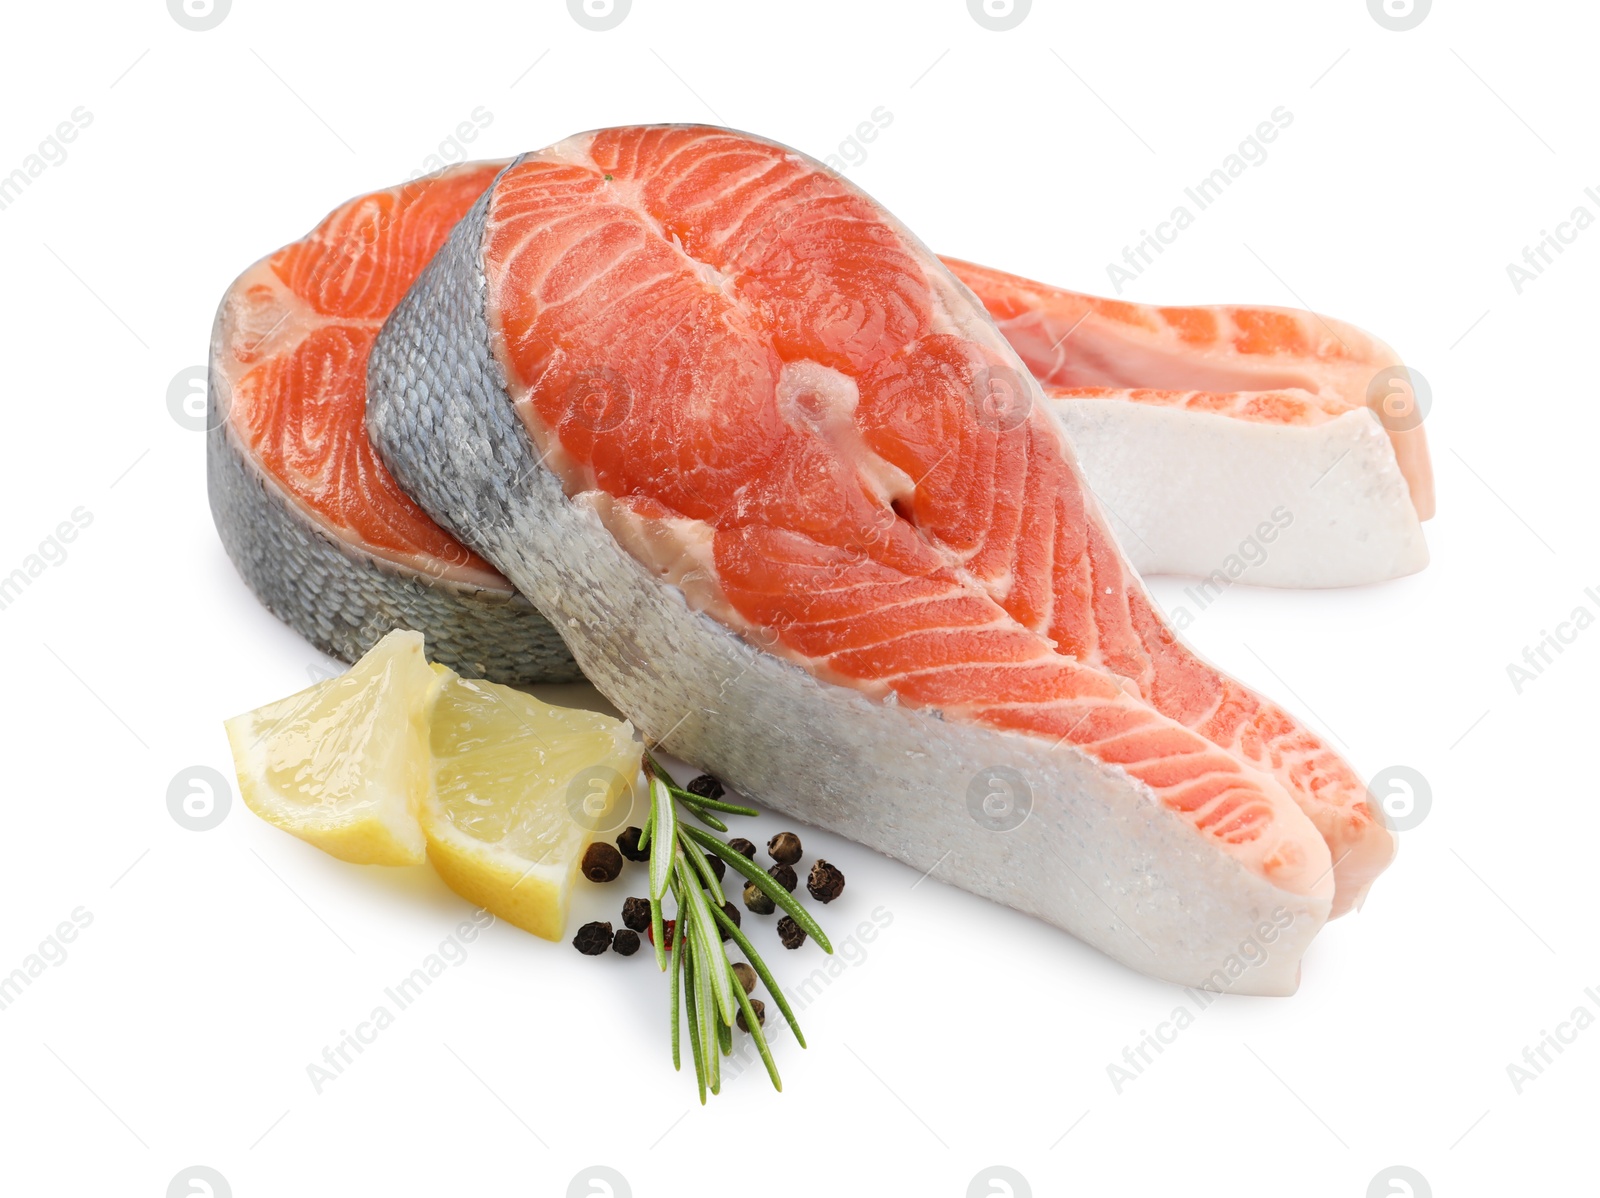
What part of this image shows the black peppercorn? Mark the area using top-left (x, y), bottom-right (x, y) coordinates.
top-left (703, 852), bottom-right (726, 882)
top-left (807, 859), bottom-right (846, 903)
top-left (768, 862), bottom-right (797, 892)
top-left (737, 998), bottom-right (766, 1032)
top-left (717, 900), bottom-right (742, 941)
top-left (612, 928), bottom-right (640, 956)
top-left (727, 837), bottom-right (758, 859)
top-left (681, 770), bottom-right (726, 799)
top-left (767, 831), bottom-right (802, 865)
top-left (615, 826), bottom-right (650, 862)
top-left (621, 896), bottom-right (651, 932)
top-left (731, 962), bottom-right (757, 994)
top-left (582, 842), bottom-right (624, 883)
top-left (572, 921), bottom-right (613, 955)
top-left (743, 881), bottom-right (775, 915)
top-left (776, 915), bottom-right (806, 950)
top-left (685, 774), bottom-right (725, 800)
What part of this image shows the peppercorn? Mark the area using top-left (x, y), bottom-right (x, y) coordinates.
top-left (731, 962), bottom-right (757, 994)
top-left (703, 852), bottom-right (726, 882)
top-left (717, 900), bottom-right (742, 941)
top-left (621, 896), bottom-right (651, 932)
top-left (615, 826), bottom-right (650, 862)
top-left (685, 774), bottom-right (725, 800)
top-left (612, 928), bottom-right (640, 956)
top-left (737, 998), bottom-right (766, 1032)
top-left (727, 837), bottom-right (758, 859)
top-left (572, 920), bottom-right (613, 955)
top-left (743, 881), bottom-right (775, 915)
top-left (776, 915), bottom-right (806, 950)
top-left (646, 918), bottom-right (676, 950)
top-left (582, 842), bottom-right (624, 883)
top-left (767, 831), bottom-right (802, 865)
top-left (807, 859), bottom-right (846, 904)
top-left (768, 862), bottom-right (798, 892)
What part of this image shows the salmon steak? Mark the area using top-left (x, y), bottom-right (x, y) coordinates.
top-left (943, 258), bottom-right (1434, 587)
top-left (366, 127), bottom-right (1394, 991)
top-left (207, 162), bottom-right (579, 683)
top-left (209, 160), bottom-right (1432, 687)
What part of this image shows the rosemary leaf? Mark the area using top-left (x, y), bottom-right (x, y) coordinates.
top-left (671, 788), bottom-right (759, 818)
top-left (649, 881), bottom-right (667, 972)
top-left (681, 803), bottom-right (730, 833)
top-left (681, 930), bottom-right (707, 1105)
top-left (669, 912), bottom-right (685, 1070)
top-left (684, 835), bottom-right (727, 906)
top-left (677, 851), bottom-right (738, 1027)
top-left (728, 958), bottom-right (782, 1090)
top-left (648, 775), bottom-right (675, 903)
top-left (694, 926), bottom-right (720, 1094)
top-left (708, 900), bottom-right (807, 1049)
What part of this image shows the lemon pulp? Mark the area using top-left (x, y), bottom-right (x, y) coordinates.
top-left (423, 671), bottom-right (642, 940)
top-left (224, 629), bottom-right (437, 865)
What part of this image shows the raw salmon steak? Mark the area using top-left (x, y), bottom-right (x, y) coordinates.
top-left (208, 155), bottom-right (1430, 688)
top-left (207, 163), bottom-right (577, 683)
top-left (943, 258), bottom-right (1434, 587)
top-left (367, 128), bottom-right (1395, 990)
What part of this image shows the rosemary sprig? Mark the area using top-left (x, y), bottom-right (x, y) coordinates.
top-left (642, 752), bottom-right (831, 1100)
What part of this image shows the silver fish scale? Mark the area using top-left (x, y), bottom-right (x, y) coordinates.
top-left (365, 167), bottom-right (1326, 993)
top-left (206, 306), bottom-right (580, 684)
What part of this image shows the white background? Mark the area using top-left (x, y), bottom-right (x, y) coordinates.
top-left (2, 1), bottom-right (1594, 1195)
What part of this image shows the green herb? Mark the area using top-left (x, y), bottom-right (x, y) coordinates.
top-left (643, 752), bottom-right (828, 1099)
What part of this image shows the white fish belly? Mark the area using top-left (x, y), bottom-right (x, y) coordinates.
top-left (1055, 400), bottom-right (1428, 588)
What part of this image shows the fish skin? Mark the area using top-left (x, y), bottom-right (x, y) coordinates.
top-left (366, 146), bottom-right (1335, 992)
top-left (205, 167), bottom-right (581, 684)
top-left (208, 323), bottom-right (578, 683)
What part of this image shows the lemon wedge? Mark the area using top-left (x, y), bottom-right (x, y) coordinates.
top-left (423, 671), bottom-right (643, 940)
top-left (224, 630), bottom-right (643, 938)
top-left (224, 629), bottom-right (437, 865)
